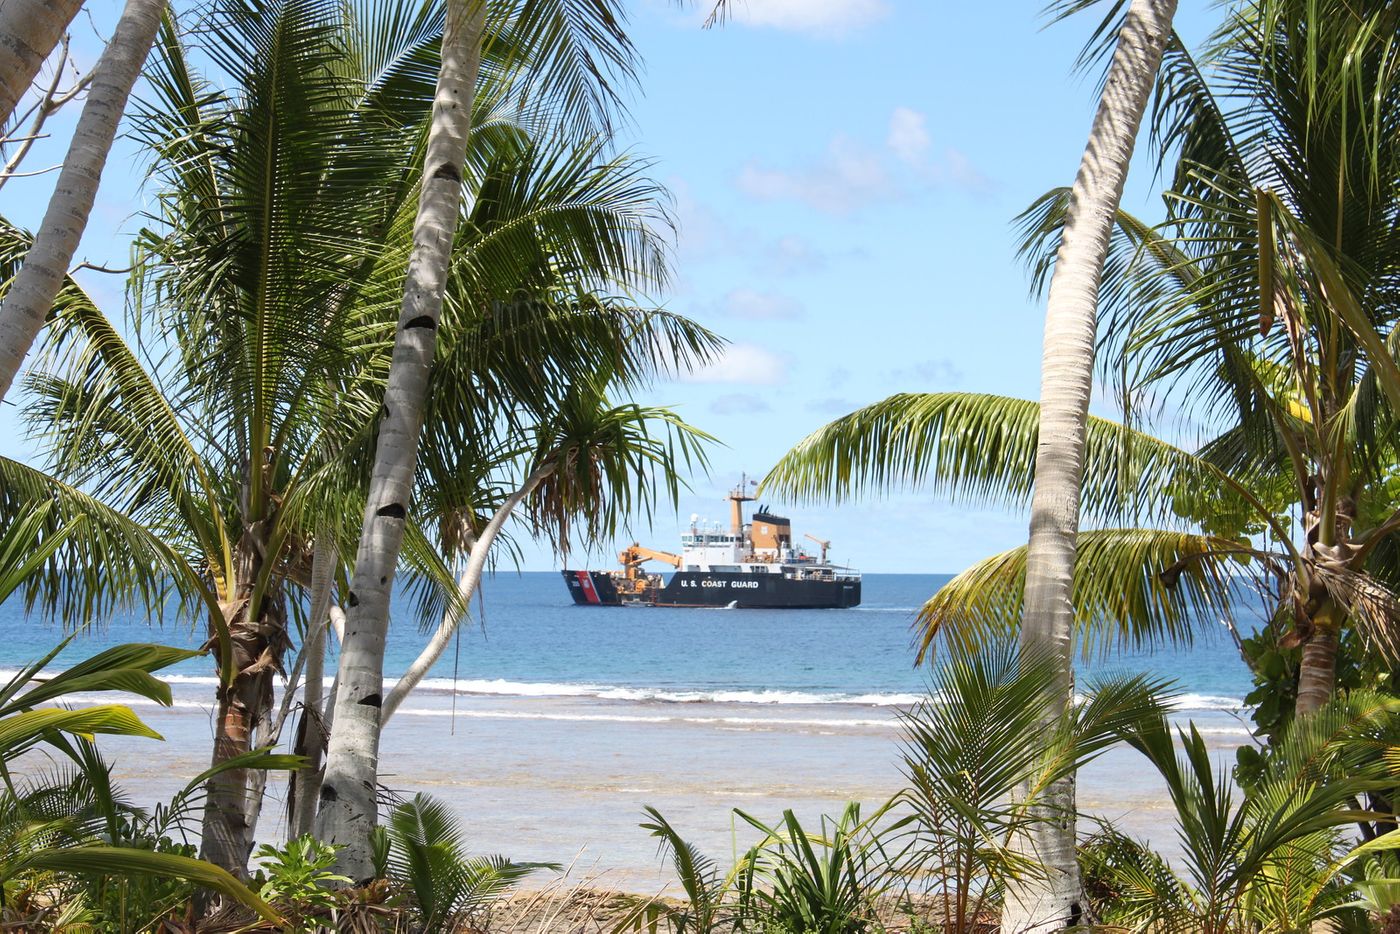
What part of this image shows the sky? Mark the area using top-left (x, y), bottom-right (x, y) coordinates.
top-left (0, 0), bottom-right (1219, 574)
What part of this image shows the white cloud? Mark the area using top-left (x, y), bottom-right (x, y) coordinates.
top-left (762, 235), bottom-right (827, 274)
top-left (679, 343), bottom-right (788, 385)
top-left (715, 288), bottom-right (804, 320)
top-left (671, 176), bottom-right (740, 262)
top-left (805, 396), bottom-right (859, 414)
top-left (737, 135), bottom-right (890, 215)
top-left (734, 110), bottom-right (995, 215)
top-left (938, 147), bottom-right (995, 194)
top-left (890, 358), bottom-right (963, 387)
top-left (721, 0), bottom-right (889, 36)
top-left (669, 179), bottom-right (853, 275)
top-left (887, 106), bottom-right (930, 166)
top-left (710, 392), bottom-right (773, 416)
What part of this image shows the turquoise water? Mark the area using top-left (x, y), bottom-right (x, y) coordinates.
top-left (2, 571), bottom-right (1260, 876)
top-left (1, 572), bottom-right (1257, 711)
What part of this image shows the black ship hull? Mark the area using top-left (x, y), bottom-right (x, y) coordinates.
top-left (562, 569), bottom-right (861, 609)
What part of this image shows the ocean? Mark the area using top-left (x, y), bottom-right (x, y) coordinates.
top-left (2, 572), bottom-right (1261, 885)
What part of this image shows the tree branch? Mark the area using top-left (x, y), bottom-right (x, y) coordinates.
top-left (381, 463), bottom-right (556, 722)
top-left (0, 34), bottom-right (71, 192)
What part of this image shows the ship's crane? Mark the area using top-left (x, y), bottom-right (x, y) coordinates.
top-left (618, 542), bottom-right (683, 579)
top-left (804, 533), bottom-right (831, 563)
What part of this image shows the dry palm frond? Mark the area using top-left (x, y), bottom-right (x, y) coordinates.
top-left (1316, 564), bottom-right (1400, 661)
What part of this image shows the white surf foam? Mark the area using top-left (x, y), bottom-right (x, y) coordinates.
top-left (391, 707), bottom-right (897, 729)
top-left (411, 678), bottom-right (923, 706)
top-left (62, 693), bottom-right (211, 712)
top-left (3, 667), bottom-right (922, 707)
top-left (1186, 725), bottom-right (1254, 737)
top-left (3, 669), bottom-right (1249, 715)
top-left (1171, 693), bottom-right (1246, 711)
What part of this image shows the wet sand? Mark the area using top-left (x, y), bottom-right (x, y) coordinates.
top-left (79, 687), bottom-right (1248, 891)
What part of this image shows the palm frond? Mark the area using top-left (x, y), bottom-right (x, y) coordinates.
top-left (12, 846), bottom-right (281, 923)
top-left (639, 805), bottom-right (730, 926)
top-left (0, 456), bottom-right (210, 627)
top-left (916, 527), bottom-right (1264, 661)
top-left (763, 392), bottom-right (1254, 528)
top-left (382, 793), bottom-right (555, 927)
top-left (491, 0), bottom-right (638, 140)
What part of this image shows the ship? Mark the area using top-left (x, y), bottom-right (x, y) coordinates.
top-left (562, 477), bottom-right (861, 608)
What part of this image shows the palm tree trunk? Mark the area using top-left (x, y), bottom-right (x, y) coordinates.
top-left (291, 540), bottom-right (337, 838)
top-left (1003, 1), bottom-right (1176, 931)
top-left (313, 0), bottom-right (485, 881)
top-left (0, 0), bottom-right (163, 403)
top-left (381, 465), bottom-right (553, 723)
top-left (293, 619), bottom-right (343, 838)
top-left (200, 673), bottom-right (265, 876)
top-left (1296, 621), bottom-right (1338, 716)
top-left (0, 0), bottom-right (85, 127)
top-left (200, 536), bottom-right (286, 877)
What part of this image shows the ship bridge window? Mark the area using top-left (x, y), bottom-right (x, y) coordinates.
top-left (710, 565), bottom-right (740, 573)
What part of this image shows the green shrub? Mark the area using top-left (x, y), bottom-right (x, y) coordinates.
top-left (732, 802), bottom-right (903, 934)
top-left (373, 793), bottom-right (555, 931)
top-left (254, 835), bottom-right (350, 915)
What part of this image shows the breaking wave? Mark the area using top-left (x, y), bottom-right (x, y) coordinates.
top-left (411, 678), bottom-right (925, 706)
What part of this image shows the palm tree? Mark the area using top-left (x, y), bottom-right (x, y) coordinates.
top-left (985, 0), bottom-right (1178, 926)
top-left (1083, 691), bottom-right (1397, 931)
top-left (0, 0), bottom-right (85, 127)
top-left (381, 365), bottom-right (714, 721)
top-left (612, 643), bottom-right (1170, 934)
top-left (1, 0), bottom-right (704, 878)
top-left (777, 1), bottom-right (1400, 923)
top-left (764, 386), bottom-right (1400, 720)
top-left (0, 0), bottom-right (164, 403)
top-left (313, 0), bottom-right (698, 877)
top-left (116, 0), bottom-right (467, 875)
top-left (314, 0), bottom-right (489, 881)
top-left (0, 508), bottom-right (287, 928)
top-left (1015, 0), bottom-right (1400, 715)
top-left (374, 793), bottom-right (554, 930)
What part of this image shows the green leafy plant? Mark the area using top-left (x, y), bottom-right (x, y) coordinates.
top-left (1079, 828), bottom-right (1192, 930)
top-left (91, 831), bottom-right (199, 933)
top-left (81, 746), bottom-right (303, 928)
top-left (255, 834), bottom-right (350, 917)
top-left (1082, 691), bottom-right (1397, 932)
top-left (613, 806), bottom-right (739, 933)
top-left (0, 632), bottom-right (284, 924)
top-left (896, 641), bottom-right (1171, 933)
top-left (373, 793), bottom-right (555, 931)
top-left (732, 801), bottom-right (905, 934)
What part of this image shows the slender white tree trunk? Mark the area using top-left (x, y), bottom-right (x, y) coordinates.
top-left (382, 465), bottom-right (553, 722)
top-left (0, 0), bottom-right (85, 127)
top-left (291, 540), bottom-right (337, 838)
top-left (1002, 1), bottom-right (1176, 931)
top-left (291, 602), bottom-right (345, 833)
top-left (0, 0), bottom-right (163, 403)
top-left (313, 0), bottom-right (485, 881)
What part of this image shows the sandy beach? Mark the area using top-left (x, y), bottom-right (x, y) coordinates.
top-left (84, 685), bottom-right (1244, 892)
top-left (10, 574), bottom-right (1257, 893)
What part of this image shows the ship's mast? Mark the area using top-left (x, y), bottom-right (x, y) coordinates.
top-left (728, 474), bottom-right (757, 536)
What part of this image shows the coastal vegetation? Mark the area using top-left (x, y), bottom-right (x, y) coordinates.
top-left (3, 0), bottom-right (716, 880)
top-left (765, 0), bottom-right (1400, 928)
top-left (1, 0), bottom-right (1399, 931)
